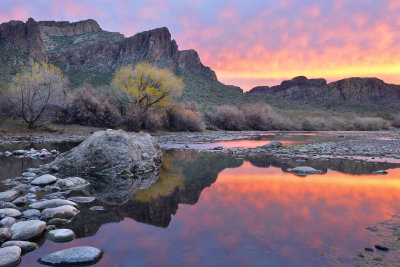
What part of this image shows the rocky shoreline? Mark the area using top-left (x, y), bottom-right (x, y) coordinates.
top-left (1, 130), bottom-right (400, 160)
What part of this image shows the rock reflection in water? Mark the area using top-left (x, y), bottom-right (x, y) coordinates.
top-left (66, 151), bottom-right (243, 237)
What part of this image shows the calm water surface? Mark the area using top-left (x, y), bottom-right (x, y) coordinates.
top-left (1, 140), bottom-right (400, 266)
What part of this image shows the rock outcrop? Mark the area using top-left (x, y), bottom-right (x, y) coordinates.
top-left (43, 129), bottom-right (162, 177)
top-left (0, 18), bottom-right (234, 97)
top-left (247, 76), bottom-right (400, 103)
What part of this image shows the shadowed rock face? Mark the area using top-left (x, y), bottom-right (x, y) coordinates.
top-left (0, 18), bottom-right (223, 88)
top-left (247, 76), bottom-right (400, 103)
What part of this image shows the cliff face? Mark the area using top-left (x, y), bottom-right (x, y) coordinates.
top-left (247, 76), bottom-right (400, 103)
top-left (0, 18), bottom-right (230, 95)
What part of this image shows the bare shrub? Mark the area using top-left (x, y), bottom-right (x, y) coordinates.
top-left (205, 105), bottom-right (245, 130)
top-left (163, 103), bottom-right (203, 131)
top-left (66, 85), bottom-right (120, 127)
top-left (240, 103), bottom-right (273, 130)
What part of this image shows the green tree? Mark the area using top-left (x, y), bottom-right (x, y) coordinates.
top-left (9, 62), bottom-right (68, 128)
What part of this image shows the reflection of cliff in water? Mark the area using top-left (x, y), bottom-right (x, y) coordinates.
top-left (248, 156), bottom-right (400, 174)
top-left (66, 151), bottom-right (243, 237)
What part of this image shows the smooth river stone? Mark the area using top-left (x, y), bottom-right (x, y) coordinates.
top-left (11, 220), bottom-right (46, 240)
top-left (290, 166), bottom-right (321, 175)
top-left (0, 190), bottom-right (18, 202)
top-left (47, 229), bottom-right (75, 242)
top-left (29, 199), bottom-right (78, 210)
top-left (0, 209), bottom-right (22, 219)
top-left (1, 241), bottom-right (38, 252)
top-left (67, 196), bottom-right (95, 203)
top-left (0, 246), bottom-right (21, 266)
top-left (38, 246), bottom-right (103, 265)
top-left (42, 205), bottom-right (79, 219)
top-left (31, 174), bottom-right (57, 186)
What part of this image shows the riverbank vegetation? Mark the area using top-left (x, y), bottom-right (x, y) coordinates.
top-left (0, 61), bottom-right (398, 133)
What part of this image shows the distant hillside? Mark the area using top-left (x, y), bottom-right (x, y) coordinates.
top-left (247, 76), bottom-right (400, 104)
top-left (0, 18), bottom-right (242, 103)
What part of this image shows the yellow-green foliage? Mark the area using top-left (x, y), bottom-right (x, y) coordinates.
top-left (9, 62), bottom-right (68, 128)
top-left (111, 62), bottom-right (184, 112)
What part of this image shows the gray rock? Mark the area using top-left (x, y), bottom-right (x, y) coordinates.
top-left (38, 246), bottom-right (103, 265)
top-left (47, 229), bottom-right (75, 242)
top-left (21, 172), bottom-right (36, 177)
top-left (22, 209), bottom-right (41, 219)
top-left (12, 196), bottom-right (27, 206)
top-left (47, 218), bottom-right (69, 227)
top-left (42, 185), bottom-right (61, 192)
top-left (55, 177), bottom-right (89, 189)
top-left (42, 205), bottom-right (79, 219)
top-left (0, 191), bottom-right (18, 202)
top-left (42, 130), bottom-right (162, 177)
top-left (0, 228), bottom-right (11, 242)
top-left (12, 184), bottom-right (31, 194)
top-left (31, 174), bottom-right (57, 186)
top-left (263, 141), bottom-right (283, 148)
top-left (11, 220), bottom-right (46, 240)
top-left (0, 209), bottom-right (22, 219)
top-left (89, 206), bottom-right (104, 211)
top-left (4, 151), bottom-right (12, 157)
top-left (290, 166), bottom-right (322, 175)
top-left (213, 146), bottom-right (223, 150)
top-left (0, 203), bottom-right (17, 210)
top-left (1, 241), bottom-right (38, 252)
top-left (29, 199), bottom-right (78, 210)
top-left (45, 225), bottom-right (56, 231)
top-left (67, 196), bottom-right (95, 203)
top-left (42, 193), bottom-right (68, 200)
top-left (0, 217), bottom-right (16, 228)
top-left (0, 246), bottom-right (21, 266)
top-left (373, 170), bottom-right (388, 175)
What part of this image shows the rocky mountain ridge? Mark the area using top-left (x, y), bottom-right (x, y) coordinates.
top-left (0, 18), bottom-right (242, 99)
top-left (247, 76), bottom-right (400, 103)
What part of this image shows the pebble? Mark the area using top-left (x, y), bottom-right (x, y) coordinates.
top-left (1, 241), bottom-right (38, 252)
top-left (0, 246), bottom-right (21, 266)
top-left (22, 209), bottom-right (41, 219)
top-left (375, 244), bottom-right (389, 251)
top-left (89, 206), bottom-right (104, 211)
top-left (11, 220), bottom-right (46, 240)
top-left (31, 174), bottom-right (58, 186)
top-left (38, 246), bottom-right (103, 266)
top-left (47, 229), bottom-right (75, 242)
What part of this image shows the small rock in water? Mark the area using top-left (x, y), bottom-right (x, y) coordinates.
top-left (1, 241), bottom-right (38, 252)
top-left (47, 229), bottom-right (75, 242)
top-left (375, 244), bottom-right (389, 251)
top-left (68, 196), bottom-right (95, 203)
top-left (212, 146), bottom-right (223, 151)
top-left (290, 166), bottom-right (322, 175)
top-left (38, 246), bottom-right (103, 266)
top-left (46, 225), bottom-right (56, 231)
top-left (263, 141), bottom-right (283, 148)
top-left (0, 246), bottom-right (21, 266)
top-left (29, 199), bottom-right (78, 210)
top-left (0, 190), bottom-right (19, 202)
top-left (373, 170), bottom-right (388, 175)
top-left (89, 206), bottom-right (104, 211)
top-left (55, 177), bottom-right (89, 190)
top-left (365, 247), bottom-right (374, 252)
top-left (0, 228), bottom-right (11, 242)
top-left (4, 151), bottom-right (12, 157)
top-left (47, 218), bottom-right (69, 227)
top-left (42, 205), bottom-right (79, 219)
top-left (31, 174), bottom-right (57, 186)
top-left (22, 209), bottom-right (41, 219)
top-left (11, 220), bottom-right (46, 240)
top-left (366, 226), bottom-right (378, 232)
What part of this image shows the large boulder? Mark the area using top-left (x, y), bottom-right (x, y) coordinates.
top-left (43, 130), bottom-right (162, 177)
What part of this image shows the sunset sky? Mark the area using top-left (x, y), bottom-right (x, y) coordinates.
top-left (1, 0), bottom-right (400, 91)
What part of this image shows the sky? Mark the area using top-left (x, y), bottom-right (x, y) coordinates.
top-left (1, 0), bottom-right (400, 91)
